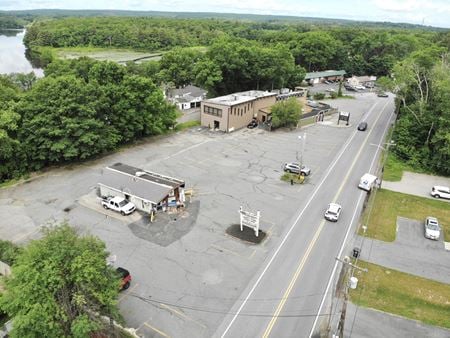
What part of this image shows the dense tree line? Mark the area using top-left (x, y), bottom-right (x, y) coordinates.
top-left (23, 17), bottom-right (448, 78)
top-left (379, 48), bottom-right (450, 175)
top-left (0, 58), bottom-right (177, 183)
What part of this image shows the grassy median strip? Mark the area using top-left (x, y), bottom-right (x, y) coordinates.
top-left (360, 189), bottom-right (450, 242)
top-left (350, 261), bottom-right (450, 329)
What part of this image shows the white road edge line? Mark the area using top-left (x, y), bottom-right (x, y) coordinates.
top-left (220, 101), bottom-right (382, 337)
top-left (308, 98), bottom-right (396, 337)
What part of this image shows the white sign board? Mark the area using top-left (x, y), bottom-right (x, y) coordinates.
top-left (239, 206), bottom-right (260, 237)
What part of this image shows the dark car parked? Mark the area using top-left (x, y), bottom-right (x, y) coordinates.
top-left (357, 122), bottom-right (368, 131)
top-left (247, 120), bottom-right (258, 129)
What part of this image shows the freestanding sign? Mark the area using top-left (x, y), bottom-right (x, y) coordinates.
top-left (239, 206), bottom-right (260, 237)
top-left (338, 111), bottom-right (350, 125)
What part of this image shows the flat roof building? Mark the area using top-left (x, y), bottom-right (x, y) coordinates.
top-left (99, 163), bottom-right (185, 213)
top-left (201, 90), bottom-right (277, 132)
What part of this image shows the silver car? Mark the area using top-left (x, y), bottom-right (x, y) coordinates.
top-left (283, 162), bottom-right (311, 176)
top-left (424, 217), bottom-right (441, 240)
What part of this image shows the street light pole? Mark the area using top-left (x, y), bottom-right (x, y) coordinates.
top-left (298, 133), bottom-right (306, 169)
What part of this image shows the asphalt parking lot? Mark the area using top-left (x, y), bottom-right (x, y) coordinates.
top-left (0, 93), bottom-right (387, 337)
top-left (356, 217), bottom-right (450, 284)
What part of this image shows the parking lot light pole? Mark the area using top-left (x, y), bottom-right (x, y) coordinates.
top-left (298, 133), bottom-right (306, 169)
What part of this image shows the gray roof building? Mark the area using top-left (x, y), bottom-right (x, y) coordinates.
top-left (99, 163), bottom-right (184, 205)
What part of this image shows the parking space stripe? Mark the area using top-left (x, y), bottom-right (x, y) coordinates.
top-left (143, 322), bottom-right (171, 338)
top-left (118, 283), bottom-right (139, 302)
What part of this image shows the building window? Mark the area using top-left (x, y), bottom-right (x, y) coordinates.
top-left (204, 105), bottom-right (222, 117)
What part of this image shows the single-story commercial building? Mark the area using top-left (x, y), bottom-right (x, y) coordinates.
top-left (305, 70), bottom-right (346, 85)
top-left (201, 90), bottom-right (277, 132)
top-left (98, 163), bottom-right (185, 213)
top-left (167, 85), bottom-right (207, 110)
top-left (346, 75), bottom-right (377, 88)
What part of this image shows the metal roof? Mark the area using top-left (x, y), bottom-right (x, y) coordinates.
top-left (305, 70), bottom-right (346, 79)
top-left (99, 163), bottom-right (184, 204)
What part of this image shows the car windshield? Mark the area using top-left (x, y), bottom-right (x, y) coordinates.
top-left (118, 200), bottom-right (128, 207)
top-left (427, 222), bottom-right (439, 230)
top-left (327, 210), bottom-right (337, 215)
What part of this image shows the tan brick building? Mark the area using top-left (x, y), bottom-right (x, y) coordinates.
top-left (201, 90), bottom-right (277, 132)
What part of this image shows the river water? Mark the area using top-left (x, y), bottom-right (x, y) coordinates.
top-left (0, 29), bottom-right (43, 76)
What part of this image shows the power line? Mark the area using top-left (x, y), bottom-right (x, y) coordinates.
top-left (129, 293), bottom-right (337, 319)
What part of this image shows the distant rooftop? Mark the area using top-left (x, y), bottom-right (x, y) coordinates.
top-left (305, 70), bottom-right (346, 79)
top-left (204, 90), bottom-right (276, 106)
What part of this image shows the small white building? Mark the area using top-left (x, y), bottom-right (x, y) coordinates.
top-left (167, 85), bottom-right (207, 110)
top-left (347, 75), bottom-right (377, 88)
top-left (98, 163), bottom-right (185, 214)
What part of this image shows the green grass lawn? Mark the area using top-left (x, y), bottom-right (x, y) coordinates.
top-left (174, 120), bottom-right (201, 131)
top-left (383, 153), bottom-right (420, 181)
top-left (360, 189), bottom-right (450, 242)
top-left (350, 261), bottom-right (450, 329)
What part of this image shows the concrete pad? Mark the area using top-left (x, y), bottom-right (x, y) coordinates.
top-left (78, 191), bottom-right (143, 224)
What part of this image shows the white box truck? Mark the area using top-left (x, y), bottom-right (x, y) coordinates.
top-left (358, 173), bottom-right (377, 192)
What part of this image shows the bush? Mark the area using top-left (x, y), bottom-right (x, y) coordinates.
top-left (313, 93), bottom-right (325, 100)
top-left (0, 240), bottom-right (22, 265)
top-left (329, 91), bottom-right (338, 99)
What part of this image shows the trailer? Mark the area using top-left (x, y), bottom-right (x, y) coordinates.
top-left (358, 173), bottom-right (378, 192)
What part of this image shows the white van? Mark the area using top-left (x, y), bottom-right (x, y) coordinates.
top-left (358, 173), bottom-right (377, 192)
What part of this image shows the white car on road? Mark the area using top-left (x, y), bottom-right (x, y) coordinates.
top-left (430, 186), bottom-right (450, 200)
top-left (324, 203), bottom-right (342, 222)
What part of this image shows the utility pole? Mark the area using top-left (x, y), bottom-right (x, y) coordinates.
top-left (335, 256), bottom-right (368, 338)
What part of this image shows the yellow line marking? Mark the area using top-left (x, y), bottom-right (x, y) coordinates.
top-left (118, 283), bottom-right (139, 302)
top-left (262, 219), bottom-right (326, 337)
top-left (262, 103), bottom-right (387, 337)
top-left (159, 303), bottom-right (207, 329)
top-left (143, 322), bottom-right (171, 338)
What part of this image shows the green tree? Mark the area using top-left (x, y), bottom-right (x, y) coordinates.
top-left (270, 97), bottom-right (302, 129)
top-left (158, 47), bottom-right (204, 87)
top-left (0, 225), bottom-right (120, 338)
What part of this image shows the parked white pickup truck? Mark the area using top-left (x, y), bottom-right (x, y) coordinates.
top-left (101, 196), bottom-right (136, 216)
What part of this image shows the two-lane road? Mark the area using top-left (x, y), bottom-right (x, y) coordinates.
top-left (214, 95), bottom-right (397, 338)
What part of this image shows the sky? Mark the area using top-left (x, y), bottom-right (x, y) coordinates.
top-left (1, 0), bottom-right (450, 29)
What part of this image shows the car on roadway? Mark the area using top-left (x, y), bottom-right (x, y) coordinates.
top-left (247, 119), bottom-right (258, 129)
top-left (377, 92), bottom-right (388, 97)
top-left (430, 186), bottom-right (450, 200)
top-left (355, 85), bottom-right (366, 90)
top-left (326, 88), bottom-right (336, 92)
top-left (324, 203), bottom-right (342, 222)
top-left (424, 217), bottom-right (441, 240)
top-left (283, 162), bottom-right (311, 176)
top-left (357, 122), bottom-right (368, 131)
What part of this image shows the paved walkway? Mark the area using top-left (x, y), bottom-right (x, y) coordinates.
top-left (382, 171), bottom-right (450, 201)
